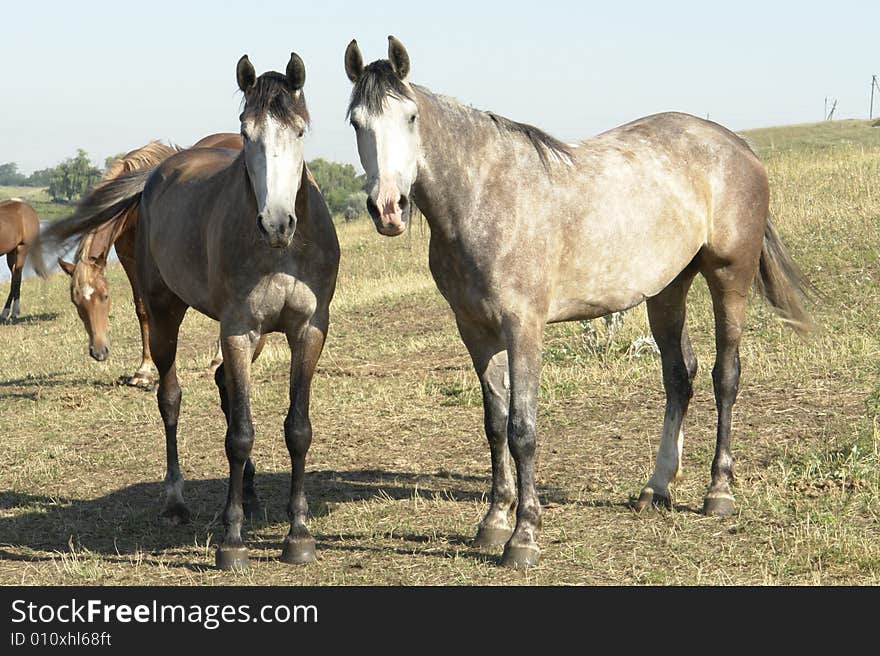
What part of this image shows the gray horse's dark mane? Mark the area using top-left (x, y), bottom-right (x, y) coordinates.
top-left (242, 71), bottom-right (310, 127)
top-left (347, 60), bottom-right (414, 118)
top-left (348, 60), bottom-right (572, 169)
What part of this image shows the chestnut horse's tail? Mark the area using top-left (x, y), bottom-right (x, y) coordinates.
top-left (753, 218), bottom-right (817, 336)
top-left (32, 166), bottom-right (156, 277)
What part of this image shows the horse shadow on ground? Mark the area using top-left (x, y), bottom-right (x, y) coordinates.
top-left (0, 371), bottom-right (122, 400)
top-left (0, 469), bottom-right (578, 568)
top-left (0, 312), bottom-right (59, 326)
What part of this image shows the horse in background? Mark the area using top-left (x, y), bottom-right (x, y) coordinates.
top-left (344, 37), bottom-right (814, 568)
top-left (36, 54), bottom-right (339, 571)
top-left (0, 199), bottom-right (40, 322)
top-left (57, 133), bottom-right (242, 386)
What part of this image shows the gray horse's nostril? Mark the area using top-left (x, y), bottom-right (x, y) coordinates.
top-left (287, 214), bottom-right (295, 230)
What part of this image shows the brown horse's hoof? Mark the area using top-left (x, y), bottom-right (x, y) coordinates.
top-left (159, 503), bottom-right (190, 526)
top-left (630, 488), bottom-right (671, 512)
top-left (280, 536), bottom-right (316, 565)
top-left (703, 494), bottom-right (736, 517)
top-left (500, 544), bottom-right (541, 569)
top-left (125, 372), bottom-right (155, 389)
top-left (216, 545), bottom-right (249, 570)
top-left (472, 525), bottom-right (512, 548)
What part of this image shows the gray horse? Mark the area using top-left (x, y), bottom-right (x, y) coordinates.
top-left (344, 37), bottom-right (814, 568)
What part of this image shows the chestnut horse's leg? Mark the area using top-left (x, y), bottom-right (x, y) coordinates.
top-left (499, 316), bottom-right (545, 569)
top-left (148, 294), bottom-right (190, 525)
top-left (634, 268), bottom-right (699, 511)
top-left (215, 329), bottom-right (259, 571)
top-left (116, 230), bottom-right (155, 387)
top-left (1, 249), bottom-right (23, 322)
top-left (457, 318), bottom-right (516, 548)
top-left (279, 317), bottom-right (327, 565)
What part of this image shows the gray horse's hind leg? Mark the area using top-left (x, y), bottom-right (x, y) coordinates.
top-left (148, 295), bottom-right (191, 525)
top-left (634, 270), bottom-right (698, 511)
top-left (702, 269), bottom-right (748, 516)
top-left (457, 319), bottom-right (516, 548)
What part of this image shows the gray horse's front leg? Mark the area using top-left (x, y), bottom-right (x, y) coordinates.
top-left (279, 320), bottom-right (327, 565)
top-left (215, 331), bottom-right (259, 571)
top-left (499, 321), bottom-right (544, 568)
top-left (458, 318), bottom-right (516, 548)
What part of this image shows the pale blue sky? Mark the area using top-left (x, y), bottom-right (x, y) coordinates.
top-left (2, 1), bottom-right (877, 173)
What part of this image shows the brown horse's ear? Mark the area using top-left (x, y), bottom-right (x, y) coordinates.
top-left (58, 258), bottom-right (75, 276)
top-left (344, 39), bottom-right (364, 83)
top-left (387, 35), bottom-right (410, 80)
top-left (286, 52), bottom-right (306, 92)
top-left (237, 55), bottom-right (256, 92)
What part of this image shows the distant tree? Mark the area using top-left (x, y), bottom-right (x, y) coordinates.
top-left (47, 149), bottom-right (102, 201)
top-left (0, 162), bottom-right (27, 186)
top-left (26, 168), bottom-right (53, 187)
top-left (307, 158), bottom-right (365, 217)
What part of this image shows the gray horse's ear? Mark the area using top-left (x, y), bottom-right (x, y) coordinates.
top-left (237, 55), bottom-right (256, 92)
top-left (344, 39), bottom-right (364, 82)
top-left (286, 52), bottom-right (306, 91)
top-left (387, 35), bottom-right (409, 80)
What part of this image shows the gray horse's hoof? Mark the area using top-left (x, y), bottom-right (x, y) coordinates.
top-left (631, 488), bottom-right (671, 512)
top-left (216, 545), bottom-right (249, 571)
top-left (501, 544), bottom-right (541, 569)
top-left (703, 494), bottom-right (736, 517)
top-left (159, 503), bottom-right (190, 526)
top-left (472, 526), bottom-right (512, 548)
top-left (280, 536), bottom-right (316, 565)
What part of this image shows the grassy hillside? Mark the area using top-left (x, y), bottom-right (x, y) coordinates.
top-left (0, 121), bottom-right (878, 585)
top-left (0, 186), bottom-right (72, 220)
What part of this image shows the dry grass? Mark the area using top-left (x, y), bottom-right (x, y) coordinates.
top-left (0, 121), bottom-right (878, 585)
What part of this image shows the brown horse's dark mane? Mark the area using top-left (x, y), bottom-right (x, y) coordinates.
top-left (242, 71), bottom-right (310, 128)
top-left (348, 59), bottom-right (573, 169)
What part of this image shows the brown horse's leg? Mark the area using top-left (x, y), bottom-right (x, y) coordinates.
top-left (148, 295), bottom-right (190, 524)
top-left (457, 318), bottom-right (516, 548)
top-left (118, 243), bottom-right (155, 388)
top-left (0, 246), bottom-right (24, 321)
top-left (499, 318), bottom-right (544, 569)
top-left (702, 266), bottom-right (750, 516)
top-left (209, 337), bottom-right (224, 371)
top-left (215, 329), bottom-right (259, 571)
top-left (279, 318), bottom-right (327, 565)
top-left (634, 269), bottom-right (698, 511)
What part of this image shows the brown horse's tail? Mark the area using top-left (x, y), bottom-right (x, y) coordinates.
top-left (32, 166), bottom-right (156, 278)
top-left (753, 218), bottom-right (817, 337)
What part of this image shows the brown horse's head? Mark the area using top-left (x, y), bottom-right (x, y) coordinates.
top-left (59, 254), bottom-right (111, 361)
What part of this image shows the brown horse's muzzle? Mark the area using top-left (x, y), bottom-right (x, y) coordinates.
top-left (90, 341), bottom-right (110, 361)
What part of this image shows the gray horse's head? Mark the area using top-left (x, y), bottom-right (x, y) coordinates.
top-left (345, 36), bottom-right (419, 237)
top-left (237, 53), bottom-right (309, 248)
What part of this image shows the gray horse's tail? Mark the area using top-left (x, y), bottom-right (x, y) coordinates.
top-left (753, 218), bottom-right (817, 336)
top-left (32, 166), bottom-right (155, 277)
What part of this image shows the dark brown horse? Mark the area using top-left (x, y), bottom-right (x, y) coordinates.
top-left (37, 53), bottom-right (339, 571)
top-left (0, 199), bottom-right (40, 322)
top-left (344, 37), bottom-right (815, 568)
top-left (58, 133), bottom-right (242, 386)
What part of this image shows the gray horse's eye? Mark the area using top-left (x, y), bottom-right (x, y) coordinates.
top-left (409, 114), bottom-right (417, 125)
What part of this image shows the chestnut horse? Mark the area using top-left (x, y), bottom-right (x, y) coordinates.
top-left (344, 37), bottom-right (814, 568)
top-left (58, 133), bottom-right (242, 386)
top-left (0, 199), bottom-right (40, 322)
top-left (37, 54), bottom-right (339, 570)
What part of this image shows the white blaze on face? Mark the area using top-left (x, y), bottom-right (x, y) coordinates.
top-left (351, 94), bottom-right (420, 231)
top-left (82, 285), bottom-right (95, 301)
top-left (243, 112), bottom-right (306, 239)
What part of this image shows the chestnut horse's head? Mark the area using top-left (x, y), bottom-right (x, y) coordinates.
top-left (59, 246), bottom-right (111, 361)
